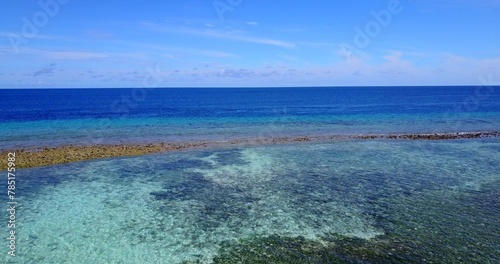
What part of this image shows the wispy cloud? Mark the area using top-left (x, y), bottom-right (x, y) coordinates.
top-left (21, 48), bottom-right (110, 60)
top-left (417, 0), bottom-right (500, 10)
top-left (0, 31), bottom-right (62, 40)
top-left (300, 41), bottom-right (336, 48)
top-left (85, 30), bottom-right (115, 40)
top-left (122, 41), bottom-right (238, 58)
top-left (32, 63), bottom-right (56, 77)
top-left (143, 23), bottom-right (295, 49)
top-left (449, 0), bottom-right (500, 7)
top-left (4, 47), bottom-right (149, 60)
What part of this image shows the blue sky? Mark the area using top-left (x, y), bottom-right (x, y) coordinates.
top-left (1, 0), bottom-right (499, 88)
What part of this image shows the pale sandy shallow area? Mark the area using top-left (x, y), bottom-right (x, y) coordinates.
top-left (2, 131), bottom-right (499, 169)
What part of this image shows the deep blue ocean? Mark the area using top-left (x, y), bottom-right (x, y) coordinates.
top-left (3, 86), bottom-right (500, 121)
top-left (2, 87), bottom-right (500, 263)
top-left (1, 86), bottom-right (500, 149)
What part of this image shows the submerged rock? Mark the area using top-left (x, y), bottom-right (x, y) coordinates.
top-left (1, 131), bottom-right (499, 169)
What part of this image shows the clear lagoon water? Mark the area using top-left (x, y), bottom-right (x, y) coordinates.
top-left (1, 87), bottom-right (500, 263)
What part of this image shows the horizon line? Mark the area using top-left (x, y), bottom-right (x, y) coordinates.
top-left (1, 84), bottom-right (499, 90)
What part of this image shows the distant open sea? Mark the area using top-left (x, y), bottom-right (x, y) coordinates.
top-left (2, 86), bottom-right (500, 263)
top-left (2, 86), bottom-right (500, 149)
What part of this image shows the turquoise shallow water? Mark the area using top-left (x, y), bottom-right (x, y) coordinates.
top-left (2, 111), bottom-right (500, 150)
top-left (5, 139), bottom-right (500, 263)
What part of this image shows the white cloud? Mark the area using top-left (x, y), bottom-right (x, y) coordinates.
top-left (0, 31), bottom-right (63, 40)
top-left (122, 41), bottom-right (238, 58)
top-left (17, 48), bottom-right (109, 60)
top-left (45, 51), bottom-right (110, 60)
top-left (143, 23), bottom-right (295, 49)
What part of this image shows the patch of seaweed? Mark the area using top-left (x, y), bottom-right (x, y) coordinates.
top-left (182, 234), bottom-right (423, 264)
